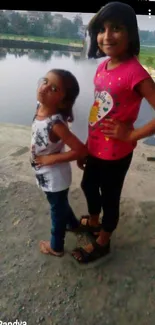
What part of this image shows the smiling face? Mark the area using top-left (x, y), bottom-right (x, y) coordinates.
top-left (37, 72), bottom-right (65, 108)
top-left (97, 20), bottom-right (129, 59)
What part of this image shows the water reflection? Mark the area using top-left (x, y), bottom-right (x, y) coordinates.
top-left (0, 47), bottom-right (82, 62)
top-left (28, 49), bottom-right (54, 62)
top-left (0, 46), bottom-right (97, 142)
top-left (0, 48), bottom-right (7, 60)
top-left (0, 47), bottom-right (154, 145)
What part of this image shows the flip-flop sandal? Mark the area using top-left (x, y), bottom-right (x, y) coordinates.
top-left (66, 223), bottom-right (82, 233)
top-left (66, 227), bottom-right (82, 234)
top-left (72, 240), bottom-right (111, 264)
top-left (66, 216), bottom-right (101, 237)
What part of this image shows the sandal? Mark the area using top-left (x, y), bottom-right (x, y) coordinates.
top-left (66, 225), bottom-right (82, 233)
top-left (79, 215), bottom-right (101, 234)
top-left (72, 240), bottom-right (111, 264)
top-left (66, 216), bottom-right (101, 237)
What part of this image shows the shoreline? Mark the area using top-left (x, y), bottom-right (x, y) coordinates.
top-left (0, 38), bottom-right (83, 52)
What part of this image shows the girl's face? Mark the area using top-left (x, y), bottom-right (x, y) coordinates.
top-left (97, 20), bottom-right (129, 58)
top-left (37, 72), bottom-right (65, 108)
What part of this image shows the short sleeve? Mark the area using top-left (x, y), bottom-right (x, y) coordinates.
top-left (93, 59), bottom-right (107, 85)
top-left (51, 114), bottom-right (64, 125)
top-left (36, 101), bottom-right (40, 108)
top-left (47, 114), bottom-right (64, 133)
top-left (129, 61), bottom-right (151, 90)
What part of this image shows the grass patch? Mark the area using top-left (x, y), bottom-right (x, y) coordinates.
top-left (139, 46), bottom-right (155, 69)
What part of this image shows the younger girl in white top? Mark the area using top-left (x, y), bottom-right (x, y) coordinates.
top-left (30, 69), bottom-right (88, 257)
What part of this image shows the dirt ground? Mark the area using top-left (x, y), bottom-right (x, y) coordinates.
top-left (1, 124), bottom-right (155, 325)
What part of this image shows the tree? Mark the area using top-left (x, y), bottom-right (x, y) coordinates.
top-left (139, 30), bottom-right (149, 42)
top-left (0, 12), bottom-right (9, 33)
top-left (43, 12), bottom-right (53, 25)
top-left (57, 18), bottom-right (78, 39)
top-left (8, 12), bottom-right (29, 35)
top-left (0, 10), bottom-right (81, 39)
top-left (73, 14), bottom-right (83, 29)
top-left (29, 19), bottom-right (44, 36)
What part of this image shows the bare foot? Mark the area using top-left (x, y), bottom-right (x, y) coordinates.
top-left (39, 241), bottom-right (64, 257)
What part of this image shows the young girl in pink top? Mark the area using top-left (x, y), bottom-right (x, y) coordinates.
top-left (72, 1), bottom-right (155, 263)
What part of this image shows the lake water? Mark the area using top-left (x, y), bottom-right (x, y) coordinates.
top-left (0, 47), bottom-right (155, 143)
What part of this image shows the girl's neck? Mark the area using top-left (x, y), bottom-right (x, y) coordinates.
top-left (109, 53), bottom-right (131, 67)
top-left (38, 104), bottom-right (57, 117)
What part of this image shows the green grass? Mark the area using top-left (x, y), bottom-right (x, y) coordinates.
top-left (0, 33), bottom-right (83, 46)
top-left (139, 46), bottom-right (155, 69)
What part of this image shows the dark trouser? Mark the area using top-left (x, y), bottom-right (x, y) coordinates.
top-left (45, 188), bottom-right (79, 252)
top-left (81, 152), bottom-right (133, 233)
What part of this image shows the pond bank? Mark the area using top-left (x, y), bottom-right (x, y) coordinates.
top-left (0, 38), bottom-right (83, 52)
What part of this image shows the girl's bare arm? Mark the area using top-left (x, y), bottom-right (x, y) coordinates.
top-left (35, 122), bottom-right (88, 166)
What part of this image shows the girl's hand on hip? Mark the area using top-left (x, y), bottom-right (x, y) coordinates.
top-left (35, 155), bottom-right (55, 167)
top-left (77, 157), bottom-right (87, 170)
top-left (101, 119), bottom-right (134, 142)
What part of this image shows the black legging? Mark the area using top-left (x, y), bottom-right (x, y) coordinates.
top-left (81, 152), bottom-right (133, 233)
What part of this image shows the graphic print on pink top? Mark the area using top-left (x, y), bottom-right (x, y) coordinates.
top-left (88, 57), bottom-right (151, 160)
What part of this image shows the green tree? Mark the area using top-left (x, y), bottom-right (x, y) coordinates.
top-left (9, 12), bottom-right (29, 35)
top-left (42, 12), bottom-right (53, 37)
top-left (43, 12), bottom-right (53, 25)
top-left (29, 19), bottom-right (44, 37)
top-left (0, 10), bottom-right (81, 40)
top-left (139, 30), bottom-right (149, 42)
top-left (0, 11), bottom-right (9, 33)
top-left (73, 14), bottom-right (83, 29)
top-left (57, 18), bottom-right (78, 39)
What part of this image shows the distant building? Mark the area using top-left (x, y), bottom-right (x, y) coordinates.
top-left (16, 10), bottom-right (44, 23)
top-left (27, 11), bottom-right (44, 23)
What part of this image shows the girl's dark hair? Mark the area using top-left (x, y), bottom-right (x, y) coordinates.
top-left (49, 69), bottom-right (80, 122)
top-left (85, 1), bottom-right (140, 59)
